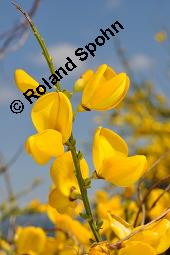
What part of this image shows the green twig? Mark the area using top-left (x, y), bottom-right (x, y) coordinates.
top-left (12, 2), bottom-right (61, 91)
top-left (68, 134), bottom-right (102, 242)
top-left (13, 2), bottom-right (102, 242)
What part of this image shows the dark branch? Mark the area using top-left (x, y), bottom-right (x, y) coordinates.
top-left (0, 0), bottom-right (40, 58)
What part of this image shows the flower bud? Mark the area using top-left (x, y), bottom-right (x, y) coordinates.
top-left (79, 64), bottom-right (130, 111)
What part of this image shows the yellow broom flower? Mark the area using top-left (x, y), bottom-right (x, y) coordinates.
top-left (15, 226), bottom-right (46, 254)
top-left (155, 31), bottom-right (167, 43)
top-left (49, 186), bottom-right (77, 214)
top-left (130, 219), bottom-right (170, 254)
top-left (49, 151), bottom-right (89, 212)
top-left (50, 151), bottom-right (89, 195)
top-left (73, 69), bottom-right (94, 92)
top-left (109, 214), bottom-right (170, 254)
top-left (47, 207), bottom-right (91, 245)
top-left (147, 188), bottom-right (170, 220)
top-left (14, 69), bottom-right (39, 93)
top-left (88, 243), bottom-right (112, 255)
top-left (92, 127), bottom-right (147, 187)
top-left (119, 241), bottom-right (156, 255)
top-left (31, 92), bottom-right (73, 143)
top-left (25, 129), bottom-right (64, 164)
top-left (78, 64), bottom-right (130, 111)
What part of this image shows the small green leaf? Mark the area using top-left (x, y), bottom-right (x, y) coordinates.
top-left (84, 178), bottom-right (91, 189)
top-left (79, 212), bottom-right (90, 219)
top-left (96, 220), bottom-right (104, 230)
top-left (77, 151), bottom-right (83, 160)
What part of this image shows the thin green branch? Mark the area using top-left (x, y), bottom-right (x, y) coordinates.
top-left (134, 174), bottom-right (170, 227)
top-left (13, 2), bottom-right (102, 242)
top-left (68, 134), bottom-right (102, 242)
top-left (12, 2), bottom-right (61, 91)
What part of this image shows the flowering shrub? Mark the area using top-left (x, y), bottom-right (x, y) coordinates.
top-left (0, 4), bottom-right (169, 255)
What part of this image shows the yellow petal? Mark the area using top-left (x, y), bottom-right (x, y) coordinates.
top-left (0, 240), bottom-right (11, 252)
top-left (82, 69), bottom-right (94, 81)
top-left (89, 243), bottom-right (111, 255)
top-left (101, 155), bottom-right (147, 187)
top-left (149, 219), bottom-right (170, 254)
top-left (93, 127), bottom-right (128, 174)
top-left (103, 65), bottom-right (117, 79)
top-left (14, 69), bottom-right (39, 93)
top-left (15, 226), bottom-right (46, 254)
top-left (82, 64), bottom-right (108, 105)
top-left (155, 31), bottom-right (167, 43)
top-left (31, 92), bottom-right (73, 143)
top-left (50, 151), bottom-right (89, 197)
top-left (49, 187), bottom-right (77, 214)
top-left (119, 241), bottom-right (156, 255)
top-left (40, 237), bottom-right (58, 255)
top-left (87, 73), bottom-right (130, 110)
top-left (47, 207), bottom-right (92, 245)
top-left (73, 69), bottom-right (94, 92)
top-left (52, 214), bottom-right (91, 245)
top-left (133, 219), bottom-right (170, 254)
top-left (97, 194), bottom-right (123, 219)
top-left (147, 188), bottom-right (170, 220)
top-left (25, 129), bottom-right (64, 165)
top-left (81, 64), bottom-right (129, 111)
top-left (108, 213), bottom-right (132, 239)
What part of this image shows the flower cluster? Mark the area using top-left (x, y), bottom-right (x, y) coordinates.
top-left (1, 10), bottom-right (169, 254)
top-left (5, 62), bottom-right (168, 255)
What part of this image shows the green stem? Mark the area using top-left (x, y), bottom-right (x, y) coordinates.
top-left (14, 2), bottom-right (102, 242)
top-left (12, 2), bottom-right (61, 91)
top-left (68, 134), bottom-right (102, 242)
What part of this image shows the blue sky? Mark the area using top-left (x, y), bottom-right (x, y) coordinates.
top-left (0, 0), bottom-right (170, 204)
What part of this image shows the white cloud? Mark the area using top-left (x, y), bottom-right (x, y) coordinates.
top-left (0, 87), bottom-right (17, 105)
top-left (129, 54), bottom-right (155, 71)
top-left (106, 0), bottom-right (122, 8)
top-left (35, 43), bottom-right (86, 77)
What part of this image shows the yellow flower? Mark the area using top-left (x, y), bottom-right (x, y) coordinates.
top-left (49, 186), bottom-right (77, 214)
top-left (14, 69), bottom-right (39, 93)
top-left (88, 243), bottom-right (112, 255)
top-left (96, 192), bottom-right (124, 220)
top-left (59, 246), bottom-right (79, 255)
top-left (92, 127), bottom-right (147, 186)
top-left (95, 192), bottom-right (124, 238)
top-left (40, 237), bottom-right (58, 255)
top-left (155, 31), bottom-right (167, 43)
top-left (49, 151), bottom-right (89, 212)
top-left (31, 92), bottom-right (73, 143)
top-left (51, 151), bottom-right (89, 196)
top-left (27, 199), bottom-right (47, 213)
top-left (119, 241), bottom-right (156, 255)
top-left (47, 208), bottom-right (91, 245)
top-left (0, 239), bottom-right (11, 252)
top-left (78, 64), bottom-right (130, 111)
top-left (15, 226), bottom-right (46, 254)
top-left (109, 213), bottom-right (170, 254)
top-left (47, 201), bottom-right (83, 220)
top-left (108, 213), bottom-right (132, 239)
top-left (25, 129), bottom-right (64, 164)
top-left (147, 188), bottom-right (170, 220)
top-left (130, 219), bottom-right (170, 254)
top-left (73, 69), bottom-right (94, 92)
